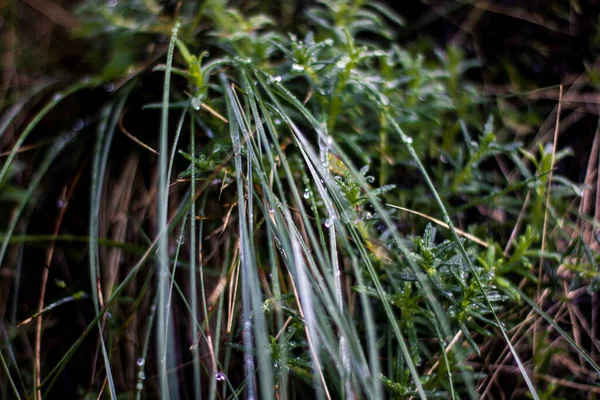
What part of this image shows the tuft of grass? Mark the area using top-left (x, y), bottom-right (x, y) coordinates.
top-left (1, 1), bottom-right (599, 399)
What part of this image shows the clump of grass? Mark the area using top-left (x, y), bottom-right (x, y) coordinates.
top-left (1, 1), bottom-right (599, 399)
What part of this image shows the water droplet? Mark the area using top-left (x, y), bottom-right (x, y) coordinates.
top-left (402, 135), bottom-right (413, 144)
top-left (52, 93), bottom-right (63, 101)
top-left (269, 75), bottom-right (282, 84)
top-left (215, 371), bottom-right (226, 381)
top-left (106, 312), bottom-right (113, 319)
top-left (292, 63), bottom-right (304, 72)
top-left (108, 0), bottom-right (118, 7)
top-left (366, 176), bottom-right (375, 183)
top-left (137, 358), bottom-right (145, 367)
top-left (56, 199), bottom-right (67, 209)
top-left (190, 344), bottom-right (198, 351)
top-left (324, 39), bottom-right (334, 46)
top-left (336, 56), bottom-right (350, 70)
top-left (268, 207), bottom-right (274, 213)
top-left (104, 83), bottom-right (115, 93)
top-left (136, 382), bottom-right (144, 391)
top-left (326, 136), bottom-right (333, 146)
top-left (380, 95), bottom-right (389, 106)
top-left (273, 362), bottom-right (280, 368)
top-left (274, 118), bottom-right (281, 125)
top-left (139, 372), bottom-right (146, 380)
top-left (303, 189), bottom-right (310, 199)
top-left (72, 119), bottom-right (84, 131)
top-left (324, 217), bottom-right (333, 228)
top-left (191, 96), bottom-right (202, 110)
top-left (440, 155), bottom-right (448, 164)
top-left (177, 235), bottom-right (185, 245)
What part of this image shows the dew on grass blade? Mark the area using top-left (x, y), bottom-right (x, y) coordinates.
top-left (104, 82), bottom-right (115, 92)
top-left (215, 371), bottom-right (226, 381)
top-left (72, 119), bottom-right (84, 131)
top-left (137, 358), bottom-right (145, 367)
top-left (324, 217), bottom-right (335, 228)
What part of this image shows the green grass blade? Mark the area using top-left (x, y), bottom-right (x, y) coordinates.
top-left (157, 20), bottom-right (181, 400)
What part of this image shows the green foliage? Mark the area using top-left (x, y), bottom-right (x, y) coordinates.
top-left (1, 1), bottom-right (598, 399)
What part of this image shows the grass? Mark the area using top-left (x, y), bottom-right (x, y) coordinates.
top-left (1, 0), bottom-right (600, 399)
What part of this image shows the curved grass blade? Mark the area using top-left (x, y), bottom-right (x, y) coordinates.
top-left (0, 78), bottom-right (99, 184)
top-left (89, 85), bottom-right (133, 400)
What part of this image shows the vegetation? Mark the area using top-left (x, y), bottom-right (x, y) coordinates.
top-left (1, 1), bottom-right (599, 399)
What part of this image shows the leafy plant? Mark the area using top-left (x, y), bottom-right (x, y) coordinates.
top-left (1, 1), bottom-right (599, 400)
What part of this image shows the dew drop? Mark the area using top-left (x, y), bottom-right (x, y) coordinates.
top-left (52, 93), bottom-right (63, 101)
top-left (366, 176), bottom-right (375, 183)
top-left (108, 0), bottom-right (118, 7)
top-left (177, 235), bottom-right (185, 245)
top-left (303, 189), bottom-right (310, 199)
top-left (56, 199), bottom-right (67, 209)
top-left (324, 218), bottom-right (333, 228)
top-left (440, 155), bottom-right (448, 164)
top-left (72, 119), bottom-right (84, 131)
top-left (292, 63), bottom-right (304, 72)
top-left (103, 82), bottom-right (115, 93)
top-left (137, 358), bottom-right (145, 367)
top-left (191, 96), bottom-right (202, 111)
top-left (215, 371), bottom-right (226, 382)
top-left (274, 118), bottom-right (281, 125)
